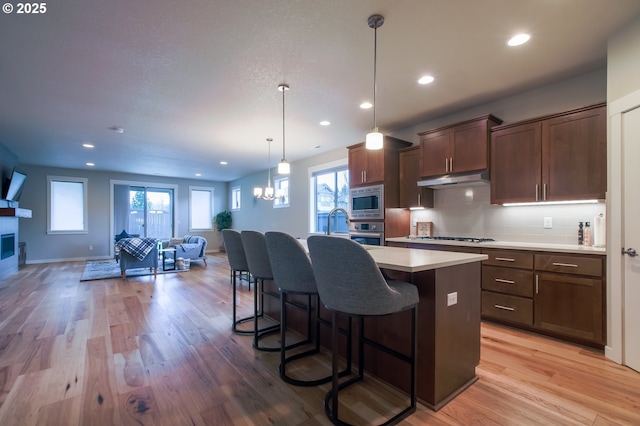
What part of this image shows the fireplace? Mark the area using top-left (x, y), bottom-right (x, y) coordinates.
top-left (1, 233), bottom-right (15, 260)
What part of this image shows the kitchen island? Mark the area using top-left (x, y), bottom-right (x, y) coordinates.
top-left (262, 243), bottom-right (487, 411)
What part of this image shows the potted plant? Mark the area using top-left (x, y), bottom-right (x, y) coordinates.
top-left (215, 210), bottom-right (232, 251)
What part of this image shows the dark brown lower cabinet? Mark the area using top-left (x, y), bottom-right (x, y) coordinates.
top-left (534, 272), bottom-right (604, 345)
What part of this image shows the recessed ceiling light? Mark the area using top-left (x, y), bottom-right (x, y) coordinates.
top-left (507, 33), bottom-right (530, 47)
top-left (360, 102), bottom-right (373, 109)
top-left (83, 143), bottom-right (94, 148)
top-left (86, 162), bottom-right (95, 167)
top-left (195, 173), bottom-right (201, 177)
top-left (220, 161), bottom-right (228, 165)
top-left (320, 120), bottom-right (331, 126)
top-left (108, 126), bottom-right (124, 133)
top-left (418, 75), bottom-right (435, 85)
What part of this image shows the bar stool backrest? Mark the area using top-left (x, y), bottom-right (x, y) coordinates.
top-left (241, 230), bottom-right (273, 280)
top-left (265, 232), bottom-right (317, 294)
top-left (221, 229), bottom-right (249, 272)
top-left (307, 235), bottom-right (417, 316)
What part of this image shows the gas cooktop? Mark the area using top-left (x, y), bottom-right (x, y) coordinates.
top-left (414, 236), bottom-right (495, 243)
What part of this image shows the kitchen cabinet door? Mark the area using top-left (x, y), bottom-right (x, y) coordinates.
top-left (542, 106), bottom-right (606, 201)
top-left (419, 129), bottom-right (450, 177)
top-left (450, 119), bottom-right (491, 174)
top-left (348, 143), bottom-right (385, 186)
top-left (490, 122), bottom-right (542, 204)
top-left (534, 272), bottom-right (604, 345)
top-left (399, 146), bottom-right (433, 208)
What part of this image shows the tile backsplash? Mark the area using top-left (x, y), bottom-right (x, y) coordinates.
top-left (409, 185), bottom-right (606, 245)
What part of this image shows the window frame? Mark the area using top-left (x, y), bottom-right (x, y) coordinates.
top-left (189, 186), bottom-right (215, 231)
top-left (308, 159), bottom-right (349, 233)
top-left (273, 176), bottom-right (289, 208)
top-left (231, 185), bottom-right (241, 211)
top-left (47, 175), bottom-right (89, 234)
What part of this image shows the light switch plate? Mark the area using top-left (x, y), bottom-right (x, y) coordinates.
top-left (447, 292), bottom-right (458, 306)
top-left (544, 217), bottom-right (552, 229)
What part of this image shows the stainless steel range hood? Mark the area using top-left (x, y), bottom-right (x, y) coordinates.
top-left (417, 170), bottom-right (490, 189)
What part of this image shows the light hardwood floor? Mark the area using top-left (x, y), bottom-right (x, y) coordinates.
top-left (0, 253), bottom-right (639, 425)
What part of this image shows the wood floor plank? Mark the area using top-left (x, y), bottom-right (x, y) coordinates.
top-left (0, 254), bottom-right (638, 425)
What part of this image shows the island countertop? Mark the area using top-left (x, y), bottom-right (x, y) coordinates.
top-left (362, 245), bottom-right (487, 273)
top-left (299, 240), bottom-right (487, 273)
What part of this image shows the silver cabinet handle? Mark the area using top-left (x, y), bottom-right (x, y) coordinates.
top-left (552, 262), bottom-right (578, 268)
top-left (445, 158), bottom-right (449, 173)
top-left (543, 183), bottom-right (547, 201)
top-left (494, 304), bottom-right (515, 311)
top-left (535, 274), bottom-right (539, 294)
top-left (363, 170), bottom-right (367, 182)
top-left (495, 257), bottom-right (515, 262)
top-left (361, 171), bottom-right (364, 183)
top-left (417, 193), bottom-right (421, 206)
top-left (622, 247), bottom-right (638, 257)
top-left (495, 278), bottom-right (515, 284)
top-left (449, 158), bottom-right (453, 173)
top-left (535, 184), bottom-right (539, 202)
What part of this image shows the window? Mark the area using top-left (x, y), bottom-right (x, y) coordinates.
top-left (274, 177), bottom-right (289, 208)
top-left (310, 163), bottom-right (349, 233)
top-left (47, 176), bottom-right (88, 234)
top-left (189, 186), bottom-right (214, 230)
top-left (231, 186), bottom-right (241, 210)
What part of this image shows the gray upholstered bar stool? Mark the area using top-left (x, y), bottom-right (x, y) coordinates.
top-left (221, 229), bottom-right (253, 336)
top-left (307, 235), bottom-right (419, 426)
top-left (240, 230), bottom-right (281, 351)
top-left (265, 231), bottom-right (351, 386)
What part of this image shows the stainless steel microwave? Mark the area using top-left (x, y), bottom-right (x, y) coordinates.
top-left (349, 184), bottom-right (384, 220)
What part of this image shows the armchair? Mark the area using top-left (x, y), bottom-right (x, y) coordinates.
top-left (163, 235), bottom-right (207, 266)
top-left (116, 237), bottom-right (159, 279)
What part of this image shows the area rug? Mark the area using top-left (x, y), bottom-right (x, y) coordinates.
top-left (80, 260), bottom-right (186, 281)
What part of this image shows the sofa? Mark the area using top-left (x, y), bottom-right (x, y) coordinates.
top-left (162, 235), bottom-right (207, 266)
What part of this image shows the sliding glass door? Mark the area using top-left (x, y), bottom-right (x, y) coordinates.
top-left (114, 184), bottom-right (174, 239)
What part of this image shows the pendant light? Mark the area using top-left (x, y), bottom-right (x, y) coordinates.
top-left (254, 138), bottom-right (280, 200)
top-left (277, 83), bottom-right (291, 174)
top-left (365, 14), bottom-right (384, 150)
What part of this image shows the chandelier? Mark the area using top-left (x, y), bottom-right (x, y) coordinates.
top-left (365, 14), bottom-right (384, 150)
top-left (254, 138), bottom-right (283, 200)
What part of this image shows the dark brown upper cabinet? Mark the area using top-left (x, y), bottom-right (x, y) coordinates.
top-left (490, 103), bottom-right (606, 204)
top-left (419, 115), bottom-right (503, 178)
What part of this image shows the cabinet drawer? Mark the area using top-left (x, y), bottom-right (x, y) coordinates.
top-left (482, 291), bottom-right (533, 325)
top-left (482, 266), bottom-right (534, 297)
top-left (482, 250), bottom-right (533, 269)
top-left (535, 254), bottom-right (603, 277)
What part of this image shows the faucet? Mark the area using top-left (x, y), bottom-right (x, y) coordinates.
top-left (327, 208), bottom-right (350, 236)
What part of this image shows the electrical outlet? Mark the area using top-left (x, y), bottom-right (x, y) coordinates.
top-left (543, 217), bottom-right (552, 229)
top-left (412, 218), bottom-right (417, 227)
top-left (447, 292), bottom-right (457, 306)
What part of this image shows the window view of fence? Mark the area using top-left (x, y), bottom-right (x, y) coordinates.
top-left (129, 187), bottom-right (173, 239)
top-left (314, 167), bottom-right (349, 234)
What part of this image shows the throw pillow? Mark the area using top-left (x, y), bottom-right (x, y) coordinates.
top-left (167, 238), bottom-right (184, 247)
top-left (115, 229), bottom-right (131, 241)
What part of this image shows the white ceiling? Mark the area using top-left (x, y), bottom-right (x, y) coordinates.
top-left (1, 0), bottom-right (639, 182)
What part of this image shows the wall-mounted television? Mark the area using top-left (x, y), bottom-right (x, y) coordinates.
top-left (4, 169), bottom-right (27, 202)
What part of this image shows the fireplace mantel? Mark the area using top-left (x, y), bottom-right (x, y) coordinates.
top-left (0, 207), bottom-right (32, 218)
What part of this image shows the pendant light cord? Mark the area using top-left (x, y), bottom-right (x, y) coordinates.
top-left (373, 23), bottom-right (378, 130)
top-left (282, 86), bottom-right (286, 160)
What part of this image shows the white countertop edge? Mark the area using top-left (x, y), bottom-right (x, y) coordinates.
top-left (366, 246), bottom-right (488, 273)
top-left (386, 237), bottom-right (607, 255)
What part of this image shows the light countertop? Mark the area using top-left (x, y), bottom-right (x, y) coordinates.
top-left (300, 239), bottom-right (487, 273)
top-left (386, 237), bottom-right (607, 256)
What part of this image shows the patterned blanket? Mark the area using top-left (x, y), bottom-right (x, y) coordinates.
top-left (116, 237), bottom-right (158, 260)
